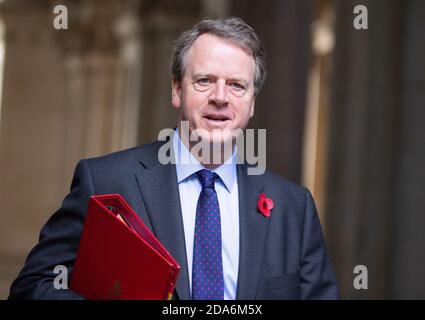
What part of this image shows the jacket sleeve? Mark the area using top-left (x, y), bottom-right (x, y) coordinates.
top-left (300, 188), bottom-right (339, 299)
top-left (8, 159), bottom-right (94, 299)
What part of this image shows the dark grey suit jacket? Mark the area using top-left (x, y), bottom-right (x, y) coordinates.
top-left (9, 140), bottom-right (339, 300)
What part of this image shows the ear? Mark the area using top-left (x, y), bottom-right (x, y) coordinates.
top-left (171, 77), bottom-right (182, 109)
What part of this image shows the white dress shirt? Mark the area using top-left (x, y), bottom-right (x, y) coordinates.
top-left (172, 129), bottom-right (240, 300)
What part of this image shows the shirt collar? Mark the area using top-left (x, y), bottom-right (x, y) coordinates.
top-left (172, 129), bottom-right (237, 193)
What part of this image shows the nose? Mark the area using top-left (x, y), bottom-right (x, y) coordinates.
top-left (208, 80), bottom-right (229, 107)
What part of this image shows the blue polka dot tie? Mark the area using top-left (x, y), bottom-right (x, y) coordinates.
top-left (192, 169), bottom-right (224, 300)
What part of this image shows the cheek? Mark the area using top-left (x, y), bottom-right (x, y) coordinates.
top-left (235, 101), bottom-right (254, 120)
top-left (181, 92), bottom-right (206, 115)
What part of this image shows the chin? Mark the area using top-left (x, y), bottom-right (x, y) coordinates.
top-left (210, 132), bottom-right (234, 145)
top-left (191, 127), bottom-right (234, 145)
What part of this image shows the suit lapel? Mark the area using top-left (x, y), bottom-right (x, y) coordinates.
top-left (135, 142), bottom-right (191, 300)
top-left (236, 164), bottom-right (270, 299)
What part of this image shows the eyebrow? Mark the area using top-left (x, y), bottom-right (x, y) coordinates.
top-left (192, 72), bottom-right (214, 79)
top-left (192, 72), bottom-right (250, 84)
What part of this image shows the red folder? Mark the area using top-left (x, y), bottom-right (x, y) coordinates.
top-left (70, 194), bottom-right (180, 300)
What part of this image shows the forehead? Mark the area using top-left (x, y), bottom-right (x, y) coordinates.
top-left (184, 33), bottom-right (255, 81)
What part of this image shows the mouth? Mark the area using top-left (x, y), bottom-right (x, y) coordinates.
top-left (202, 114), bottom-right (231, 128)
top-left (203, 114), bottom-right (231, 122)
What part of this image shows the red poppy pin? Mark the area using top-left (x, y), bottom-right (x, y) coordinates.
top-left (258, 193), bottom-right (274, 217)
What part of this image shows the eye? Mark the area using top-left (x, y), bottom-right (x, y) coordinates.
top-left (230, 82), bottom-right (246, 91)
top-left (196, 78), bottom-right (211, 86)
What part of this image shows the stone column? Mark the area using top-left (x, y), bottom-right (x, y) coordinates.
top-left (231, 0), bottom-right (315, 184)
top-left (0, 0), bottom-right (69, 298)
top-left (325, 0), bottom-right (406, 299)
top-left (53, 0), bottom-right (144, 184)
top-left (0, 0), bottom-right (144, 298)
top-left (392, 0), bottom-right (425, 299)
top-left (137, 0), bottom-right (201, 144)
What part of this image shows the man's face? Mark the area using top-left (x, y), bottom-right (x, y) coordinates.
top-left (172, 33), bottom-right (256, 145)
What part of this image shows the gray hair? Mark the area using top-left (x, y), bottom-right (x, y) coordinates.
top-left (171, 17), bottom-right (267, 95)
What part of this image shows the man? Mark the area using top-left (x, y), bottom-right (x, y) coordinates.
top-left (9, 17), bottom-right (338, 300)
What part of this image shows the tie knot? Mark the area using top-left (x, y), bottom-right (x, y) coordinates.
top-left (196, 169), bottom-right (218, 189)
